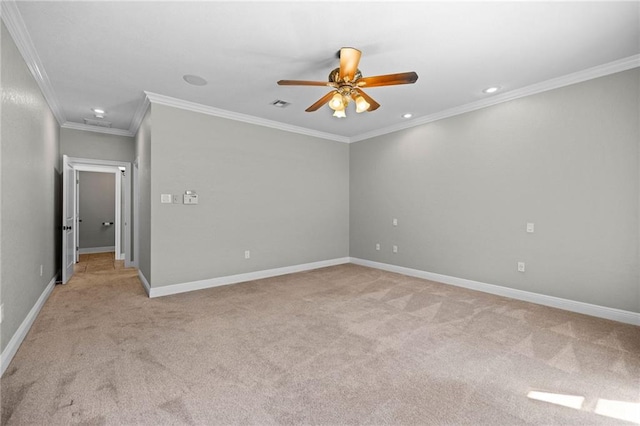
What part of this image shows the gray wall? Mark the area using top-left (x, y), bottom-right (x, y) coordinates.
top-left (1, 22), bottom-right (61, 352)
top-left (350, 69), bottom-right (639, 313)
top-left (60, 127), bottom-right (134, 162)
top-left (148, 104), bottom-right (349, 287)
top-left (135, 108), bottom-right (152, 282)
top-left (78, 172), bottom-right (115, 250)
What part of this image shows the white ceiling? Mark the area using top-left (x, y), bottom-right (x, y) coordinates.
top-left (6, 1), bottom-right (640, 141)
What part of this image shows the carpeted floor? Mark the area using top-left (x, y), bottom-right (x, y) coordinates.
top-left (2, 255), bottom-right (639, 425)
top-left (72, 252), bottom-right (126, 273)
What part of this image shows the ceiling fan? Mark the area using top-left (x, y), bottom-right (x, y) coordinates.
top-left (277, 47), bottom-right (418, 118)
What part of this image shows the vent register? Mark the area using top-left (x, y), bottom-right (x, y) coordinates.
top-left (83, 118), bottom-right (112, 128)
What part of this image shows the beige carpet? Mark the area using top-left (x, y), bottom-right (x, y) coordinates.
top-left (2, 257), bottom-right (639, 425)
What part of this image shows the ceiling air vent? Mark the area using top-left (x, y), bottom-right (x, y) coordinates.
top-left (84, 118), bottom-right (112, 128)
top-left (271, 99), bottom-right (290, 108)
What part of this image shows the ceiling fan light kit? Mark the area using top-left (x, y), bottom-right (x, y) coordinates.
top-left (355, 96), bottom-right (370, 113)
top-left (277, 47), bottom-right (418, 118)
top-left (329, 92), bottom-right (345, 110)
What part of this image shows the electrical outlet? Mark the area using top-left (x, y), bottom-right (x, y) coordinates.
top-left (393, 245), bottom-right (398, 253)
top-left (375, 243), bottom-right (380, 251)
top-left (393, 218), bottom-right (398, 226)
top-left (244, 250), bottom-right (250, 259)
top-left (40, 264), bottom-right (43, 277)
top-left (518, 262), bottom-right (525, 272)
top-left (526, 223), bottom-right (535, 233)
top-left (160, 194), bottom-right (172, 204)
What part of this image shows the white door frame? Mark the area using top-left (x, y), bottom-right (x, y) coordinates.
top-left (65, 157), bottom-right (133, 267)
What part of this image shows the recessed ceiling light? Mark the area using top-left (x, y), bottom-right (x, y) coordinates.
top-left (483, 86), bottom-right (500, 94)
top-left (183, 74), bottom-right (208, 86)
top-left (402, 113), bottom-right (413, 119)
top-left (92, 108), bottom-right (105, 114)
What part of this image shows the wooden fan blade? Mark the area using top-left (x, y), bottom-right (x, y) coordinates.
top-left (338, 47), bottom-right (362, 82)
top-left (354, 89), bottom-right (380, 112)
top-left (277, 80), bottom-right (331, 86)
top-left (357, 72), bottom-right (418, 88)
top-left (306, 91), bottom-right (337, 112)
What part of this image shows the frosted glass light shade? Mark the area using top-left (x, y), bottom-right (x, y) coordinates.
top-left (355, 96), bottom-right (370, 113)
top-left (329, 93), bottom-right (345, 110)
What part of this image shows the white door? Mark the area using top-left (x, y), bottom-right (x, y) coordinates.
top-left (61, 155), bottom-right (77, 284)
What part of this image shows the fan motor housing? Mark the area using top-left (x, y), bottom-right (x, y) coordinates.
top-left (329, 67), bottom-right (362, 83)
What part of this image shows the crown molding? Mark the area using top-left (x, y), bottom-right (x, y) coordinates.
top-left (1, 0), bottom-right (66, 125)
top-left (350, 54), bottom-right (640, 143)
top-left (3, 0), bottom-right (636, 146)
top-left (144, 92), bottom-right (350, 143)
top-left (61, 121), bottom-right (134, 137)
top-left (128, 94), bottom-right (151, 136)
top-left (145, 54), bottom-right (639, 144)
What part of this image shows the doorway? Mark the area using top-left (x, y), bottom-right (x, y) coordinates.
top-left (77, 171), bottom-right (118, 257)
top-left (61, 156), bottom-right (133, 284)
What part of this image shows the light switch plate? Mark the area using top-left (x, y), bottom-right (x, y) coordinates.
top-left (161, 194), bottom-right (172, 204)
top-left (526, 223), bottom-right (535, 233)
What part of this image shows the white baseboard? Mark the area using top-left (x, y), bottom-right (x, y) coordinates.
top-left (349, 258), bottom-right (640, 326)
top-left (138, 270), bottom-right (151, 296)
top-left (1, 275), bottom-right (57, 377)
top-left (78, 246), bottom-right (115, 254)
top-left (148, 257), bottom-right (351, 298)
top-left (118, 252), bottom-right (125, 261)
